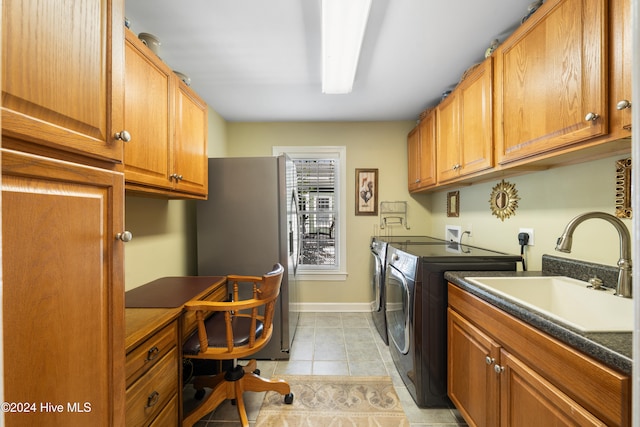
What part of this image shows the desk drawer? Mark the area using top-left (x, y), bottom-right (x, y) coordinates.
top-left (149, 394), bottom-right (178, 427)
top-left (126, 320), bottom-right (178, 388)
top-left (126, 347), bottom-right (179, 426)
top-left (182, 284), bottom-right (227, 340)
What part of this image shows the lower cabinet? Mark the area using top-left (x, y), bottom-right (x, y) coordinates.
top-left (125, 320), bottom-right (179, 426)
top-left (448, 308), bottom-right (499, 426)
top-left (2, 149), bottom-right (126, 426)
top-left (500, 350), bottom-right (607, 426)
top-left (447, 283), bottom-right (630, 427)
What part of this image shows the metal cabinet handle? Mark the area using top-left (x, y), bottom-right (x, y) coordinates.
top-left (616, 100), bottom-right (631, 110)
top-left (114, 130), bottom-right (132, 142)
top-left (146, 391), bottom-right (160, 408)
top-left (485, 356), bottom-right (495, 365)
top-left (584, 112), bottom-right (600, 122)
top-left (170, 173), bottom-right (184, 182)
top-left (494, 364), bottom-right (504, 374)
top-left (452, 164), bottom-right (461, 171)
top-left (115, 231), bottom-right (133, 242)
top-left (146, 346), bottom-right (160, 361)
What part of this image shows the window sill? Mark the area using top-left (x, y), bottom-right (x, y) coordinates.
top-left (296, 271), bottom-right (348, 281)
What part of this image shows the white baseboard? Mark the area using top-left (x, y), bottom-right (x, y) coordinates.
top-left (291, 302), bottom-right (372, 313)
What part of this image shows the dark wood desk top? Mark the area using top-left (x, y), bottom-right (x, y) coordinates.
top-left (125, 276), bottom-right (226, 308)
top-left (124, 276), bottom-right (227, 352)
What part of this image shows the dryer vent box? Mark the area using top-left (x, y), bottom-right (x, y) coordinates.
top-left (445, 225), bottom-right (462, 243)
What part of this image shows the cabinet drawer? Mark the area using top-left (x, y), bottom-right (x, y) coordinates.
top-left (126, 347), bottom-right (179, 427)
top-left (149, 394), bottom-right (179, 427)
top-left (182, 284), bottom-right (227, 340)
top-left (126, 320), bottom-right (178, 387)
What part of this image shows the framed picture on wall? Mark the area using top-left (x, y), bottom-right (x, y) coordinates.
top-left (356, 168), bottom-right (378, 215)
top-left (447, 191), bottom-right (460, 217)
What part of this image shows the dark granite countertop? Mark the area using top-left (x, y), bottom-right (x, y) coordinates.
top-left (444, 269), bottom-right (632, 375)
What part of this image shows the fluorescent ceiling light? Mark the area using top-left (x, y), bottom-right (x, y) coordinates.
top-left (322, 0), bottom-right (372, 94)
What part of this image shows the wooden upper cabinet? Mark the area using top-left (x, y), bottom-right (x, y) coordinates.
top-left (124, 29), bottom-right (173, 190)
top-left (608, 0), bottom-right (632, 137)
top-left (123, 28), bottom-right (208, 199)
top-left (494, 0), bottom-right (607, 165)
top-left (436, 92), bottom-right (461, 183)
top-left (407, 126), bottom-right (421, 191)
top-left (173, 82), bottom-right (208, 196)
top-left (2, 0), bottom-right (125, 164)
top-left (437, 59), bottom-right (493, 184)
top-left (2, 149), bottom-right (126, 426)
top-left (408, 110), bottom-right (436, 192)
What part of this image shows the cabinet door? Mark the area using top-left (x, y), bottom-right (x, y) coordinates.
top-left (448, 308), bottom-right (500, 427)
top-left (494, 0), bottom-right (607, 164)
top-left (2, 149), bottom-right (126, 426)
top-left (417, 111), bottom-right (437, 188)
top-left (609, 0), bottom-right (632, 136)
top-left (459, 60), bottom-right (493, 175)
top-left (500, 350), bottom-right (607, 427)
top-left (407, 126), bottom-right (421, 191)
top-left (2, 0), bottom-right (125, 163)
top-left (436, 93), bottom-right (460, 183)
top-left (172, 82), bottom-right (208, 197)
top-left (408, 113), bottom-right (436, 192)
top-left (123, 30), bottom-right (173, 190)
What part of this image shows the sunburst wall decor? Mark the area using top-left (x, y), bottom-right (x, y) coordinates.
top-left (489, 179), bottom-right (520, 221)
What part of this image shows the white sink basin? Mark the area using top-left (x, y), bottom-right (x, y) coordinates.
top-left (465, 276), bottom-right (633, 333)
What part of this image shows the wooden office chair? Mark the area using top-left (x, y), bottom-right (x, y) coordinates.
top-left (181, 263), bottom-right (293, 427)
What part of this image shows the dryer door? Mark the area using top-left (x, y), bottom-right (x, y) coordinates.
top-left (385, 263), bottom-right (412, 354)
top-left (371, 250), bottom-right (383, 311)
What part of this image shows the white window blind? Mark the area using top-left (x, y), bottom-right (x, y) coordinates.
top-left (295, 159), bottom-right (337, 267)
top-left (273, 146), bottom-right (347, 280)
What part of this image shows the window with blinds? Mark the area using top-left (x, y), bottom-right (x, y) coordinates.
top-left (294, 159), bottom-right (337, 267)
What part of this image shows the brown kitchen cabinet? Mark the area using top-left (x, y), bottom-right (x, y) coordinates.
top-left (606, 0), bottom-right (632, 139)
top-left (125, 318), bottom-right (180, 427)
top-left (448, 308), bottom-right (500, 427)
top-left (124, 28), bottom-right (208, 199)
top-left (2, 149), bottom-right (126, 426)
top-left (448, 283), bottom-right (630, 427)
top-left (1, 1), bottom-right (127, 425)
top-left (407, 109), bottom-right (436, 192)
top-left (2, 0), bottom-right (125, 166)
top-left (494, 0), bottom-right (608, 165)
top-left (172, 81), bottom-right (209, 197)
top-left (436, 59), bottom-right (493, 183)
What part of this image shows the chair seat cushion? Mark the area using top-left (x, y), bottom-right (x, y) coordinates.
top-left (183, 313), bottom-right (264, 356)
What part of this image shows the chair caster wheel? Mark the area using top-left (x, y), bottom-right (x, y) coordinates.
top-left (253, 369), bottom-right (260, 375)
top-left (284, 393), bottom-right (294, 404)
top-left (194, 389), bottom-right (206, 400)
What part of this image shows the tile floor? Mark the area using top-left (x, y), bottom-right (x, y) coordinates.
top-left (184, 312), bottom-right (468, 426)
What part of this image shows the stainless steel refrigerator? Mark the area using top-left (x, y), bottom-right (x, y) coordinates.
top-left (196, 155), bottom-right (300, 360)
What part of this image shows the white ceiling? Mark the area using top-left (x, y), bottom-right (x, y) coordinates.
top-left (125, 0), bottom-right (537, 122)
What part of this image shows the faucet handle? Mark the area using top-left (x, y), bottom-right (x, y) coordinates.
top-left (588, 277), bottom-right (603, 290)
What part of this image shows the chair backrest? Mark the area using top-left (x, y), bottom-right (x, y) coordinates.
top-left (183, 263), bottom-right (285, 360)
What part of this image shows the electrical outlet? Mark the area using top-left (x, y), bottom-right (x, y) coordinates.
top-left (519, 228), bottom-right (535, 246)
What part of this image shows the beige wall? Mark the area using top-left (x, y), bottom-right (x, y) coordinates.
top-left (124, 107), bottom-right (227, 290)
top-left (428, 155), bottom-right (631, 272)
top-left (124, 112), bottom-right (631, 304)
top-left (226, 121), bottom-right (430, 305)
